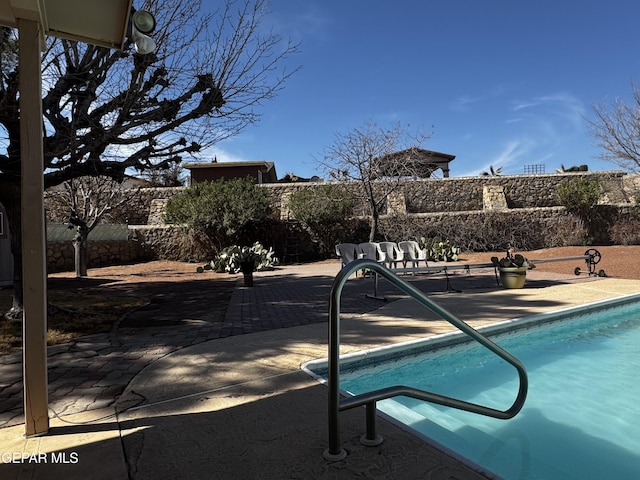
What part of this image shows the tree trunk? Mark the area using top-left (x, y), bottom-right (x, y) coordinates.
top-left (0, 184), bottom-right (24, 318)
top-left (369, 208), bottom-right (379, 242)
top-left (73, 227), bottom-right (89, 277)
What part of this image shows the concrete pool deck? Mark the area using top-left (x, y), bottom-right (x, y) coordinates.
top-left (2, 262), bottom-right (640, 479)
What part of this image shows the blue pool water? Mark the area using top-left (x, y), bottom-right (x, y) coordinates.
top-left (313, 295), bottom-right (640, 479)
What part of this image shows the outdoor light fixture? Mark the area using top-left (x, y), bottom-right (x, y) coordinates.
top-left (130, 9), bottom-right (157, 54)
top-left (132, 10), bottom-right (156, 34)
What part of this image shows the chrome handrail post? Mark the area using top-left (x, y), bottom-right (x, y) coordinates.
top-left (361, 401), bottom-right (383, 446)
top-left (324, 259), bottom-right (528, 461)
top-left (324, 259), bottom-right (365, 460)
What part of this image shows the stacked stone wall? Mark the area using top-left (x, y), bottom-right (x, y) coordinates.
top-left (43, 171), bottom-right (628, 224)
top-left (41, 171), bottom-right (635, 270)
top-left (47, 240), bottom-right (139, 273)
top-left (124, 187), bottom-right (184, 224)
top-left (402, 171), bottom-right (627, 212)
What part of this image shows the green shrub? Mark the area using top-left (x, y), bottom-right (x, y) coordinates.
top-left (164, 177), bottom-right (271, 244)
top-left (289, 185), bottom-right (355, 255)
top-left (289, 184), bottom-right (354, 225)
top-left (556, 177), bottom-right (603, 214)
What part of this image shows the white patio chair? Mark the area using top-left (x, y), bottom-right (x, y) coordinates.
top-left (357, 242), bottom-right (387, 265)
top-left (335, 243), bottom-right (360, 268)
top-left (379, 241), bottom-right (404, 269)
top-left (398, 240), bottom-right (429, 268)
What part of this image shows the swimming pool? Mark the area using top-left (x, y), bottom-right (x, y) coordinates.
top-left (304, 294), bottom-right (640, 479)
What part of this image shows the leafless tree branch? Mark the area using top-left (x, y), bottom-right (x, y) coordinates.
top-left (587, 82), bottom-right (640, 172)
top-left (316, 120), bottom-right (430, 241)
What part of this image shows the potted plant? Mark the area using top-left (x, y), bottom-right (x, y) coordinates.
top-left (491, 248), bottom-right (535, 289)
top-left (237, 247), bottom-right (259, 286)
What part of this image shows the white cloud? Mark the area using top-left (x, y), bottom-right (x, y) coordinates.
top-left (509, 92), bottom-right (585, 130)
top-left (511, 100), bottom-right (540, 111)
top-left (269, 6), bottom-right (333, 44)
top-left (187, 145), bottom-right (254, 164)
top-left (451, 95), bottom-right (485, 112)
top-left (451, 83), bottom-right (515, 112)
top-left (490, 140), bottom-right (532, 171)
top-left (462, 139), bottom-right (535, 176)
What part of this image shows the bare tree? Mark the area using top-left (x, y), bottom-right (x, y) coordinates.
top-left (317, 121), bottom-right (430, 242)
top-left (588, 82), bottom-right (640, 172)
top-left (0, 0), bottom-right (299, 316)
top-left (48, 177), bottom-right (137, 277)
top-left (142, 162), bottom-right (186, 186)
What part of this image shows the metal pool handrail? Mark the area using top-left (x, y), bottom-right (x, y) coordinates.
top-left (325, 259), bottom-right (528, 461)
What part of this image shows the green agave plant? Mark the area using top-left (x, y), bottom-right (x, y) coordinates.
top-left (197, 242), bottom-right (279, 274)
top-left (418, 236), bottom-right (461, 262)
top-left (491, 248), bottom-right (535, 269)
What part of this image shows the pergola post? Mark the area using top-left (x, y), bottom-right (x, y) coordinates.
top-left (18, 17), bottom-right (49, 437)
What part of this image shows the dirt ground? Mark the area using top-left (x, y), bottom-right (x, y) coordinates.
top-left (47, 245), bottom-right (640, 290)
top-left (459, 245), bottom-right (638, 279)
top-left (0, 245), bottom-right (636, 354)
top-left (46, 261), bottom-right (239, 329)
top-left (2, 246), bottom-right (635, 316)
top-left (1, 262), bottom-right (239, 354)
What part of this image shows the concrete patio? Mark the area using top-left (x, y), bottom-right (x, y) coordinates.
top-left (2, 261), bottom-right (640, 479)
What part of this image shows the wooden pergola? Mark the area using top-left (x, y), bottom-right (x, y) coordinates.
top-left (0, 0), bottom-right (134, 437)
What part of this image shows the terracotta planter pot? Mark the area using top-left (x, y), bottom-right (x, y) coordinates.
top-left (499, 266), bottom-right (527, 289)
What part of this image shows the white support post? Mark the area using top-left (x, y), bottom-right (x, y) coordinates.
top-left (18, 18), bottom-right (49, 437)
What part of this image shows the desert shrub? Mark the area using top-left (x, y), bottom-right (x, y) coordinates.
top-left (609, 208), bottom-right (640, 245)
top-left (289, 184), bottom-right (355, 255)
top-left (131, 226), bottom-right (217, 262)
top-left (460, 213), bottom-right (548, 251)
top-left (380, 210), bottom-right (597, 252)
top-left (164, 177), bottom-right (271, 246)
top-left (543, 215), bottom-right (589, 247)
top-left (289, 184), bottom-right (354, 224)
top-left (556, 177), bottom-right (604, 242)
top-left (609, 219), bottom-right (640, 245)
top-left (556, 177), bottom-right (604, 212)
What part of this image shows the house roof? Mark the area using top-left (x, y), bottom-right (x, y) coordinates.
top-left (184, 161), bottom-right (278, 183)
top-left (184, 161), bottom-right (275, 171)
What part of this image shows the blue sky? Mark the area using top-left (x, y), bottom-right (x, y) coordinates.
top-left (201, 1), bottom-right (640, 179)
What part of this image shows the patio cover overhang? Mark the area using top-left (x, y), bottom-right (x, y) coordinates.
top-left (0, 0), bottom-right (133, 49)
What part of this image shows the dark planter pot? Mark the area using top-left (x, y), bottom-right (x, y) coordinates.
top-left (499, 266), bottom-right (527, 289)
top-left (239, 261), bottom-right (255, 287)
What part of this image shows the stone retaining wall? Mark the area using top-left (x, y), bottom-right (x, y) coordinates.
top-left (402, 171), bottom-right (628, 212)
top-left (47, 240), bottom-right (139, 273)
top-left (44, 171), bottom-right (629, 224)
top-left (260, 171), bottom-right (628, 219)
top-left (41, 171), bottom-right (637, 270)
